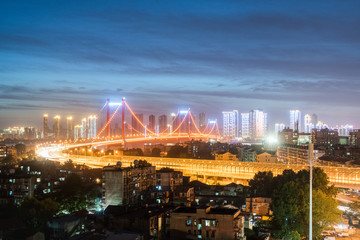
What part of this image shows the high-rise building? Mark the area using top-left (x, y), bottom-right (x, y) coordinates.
top-left (66, 117), bottom-right (73, 140)
top-left (179, 111), bottom-right (189, 133)
top-left (337, 124), bottom-right (353, 136)
top-left (290, 110), bottom-right (301, 132)
top-left (132, 113), bottom-right (143, 135)
top-left (53, 115), bottom-right (61, 139)
top-left (148, 115), bottom-right (155, 133)
top-left (275, 123), bottom-right (285, 135)
top-left (316, 121), bottom-right (328, 130)
top-left (222, 110), bottom-right (239, 139)
top-left (74, 125), bottom-right (82, 139)
top-left (199, 112), bottom-right (206, 131)
top-left (102, 163), bottom-right (156, 209)
top-left (249, 109), bottom-right (267, 139)
top-left (88, 115), bottom-right (97, 139)
top-left (43, 114), bottom-right (48, 139)
top-left (241, 113), bottom-right (250, 139)
top-left (170, 113), bottom-right (177, 133)
top-left (158, 114), bottom-right (168, 134)
top-left (311, 113), bottom-right (318, 127)
top-left (81, 118), bottom-right (87, 138)
top-left (24, 127), bottom-right (36, 140)
top-left (304, 114), bottom-right (314, 133)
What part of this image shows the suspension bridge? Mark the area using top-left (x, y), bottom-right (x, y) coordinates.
top-left (36, 99), bottom-right (360, 189)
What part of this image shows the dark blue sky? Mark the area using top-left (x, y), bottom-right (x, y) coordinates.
top-left (1, 0), bottom-right (360, 129)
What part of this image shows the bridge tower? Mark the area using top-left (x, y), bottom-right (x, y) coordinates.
top-left (106, 99), bottom-right (110, 138)
top-left (122, 97), bottom-right (126, 148)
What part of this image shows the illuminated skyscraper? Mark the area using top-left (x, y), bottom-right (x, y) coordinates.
top-left (81, 118), bottom-right (87, 138)
top-left (312, 113), bottom-right (318, 127)
top-left (275, 123), bottom-right (285, 135)
top-left (222, 110), bottom-right (239, 139)
top-left (304, 114), bottom-right (314, 133)
top-left (53, 115), bottom-right (61, 139)
top-left (290, 110), bottom-right (302, 132)
top-left (67, 116), bottom-right (74, 139)
top-left (336, 124), bottom-right (353, 136)
top-left (199, 112), bottom-right (206, 131)
top-left (241, 113), bottom-right (250, 139)
top-left (88, 115), bottom-right (97, 139)
top-left (74, 125), bottom-right (82, 139)
top-left (43, 114), bottom-right (48, 139)
top-left (158, 114), bottom-right (168, 134)
top-left (249, 109), bottom-right (267, 139)
top-left (148, 115), bottom-right (155, 132)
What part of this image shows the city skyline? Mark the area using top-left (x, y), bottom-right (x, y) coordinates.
top-left (1, 1), bottom-right (360, 128)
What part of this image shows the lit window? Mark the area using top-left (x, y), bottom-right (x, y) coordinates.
top-left (186, 217), bottom-right (191, 226)
top-left (205, 220), bottom-right (211, 227)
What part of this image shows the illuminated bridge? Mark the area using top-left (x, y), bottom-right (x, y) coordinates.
top-left (53, 154), bottom-right (360, 190)
top-left (62, 97), bottom-right (221, 148)
top-left (37, 98), bottom-right (360, 189)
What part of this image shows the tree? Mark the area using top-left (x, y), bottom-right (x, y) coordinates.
top-left (1, 154), bottom-right (16, 165)
top-left (151, 148), bottom-right (161, 157)
top-left (15, 143), bottom-right (26, 155)
top-left (19, 197), bottom-right (59, 231)
top-left (167, 145), bottom-right (188, 158)
top-left (54, 173), bottom-right (97, 214)
top-left (248, 171), bottom-right (274, 197)
top-left (268, 168), bottom-right (340, 239)
top-left (63, 159), bottom-right (75, 171)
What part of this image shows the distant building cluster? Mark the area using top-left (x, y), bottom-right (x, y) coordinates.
top-left (43, 114), bottom-right (97, 140)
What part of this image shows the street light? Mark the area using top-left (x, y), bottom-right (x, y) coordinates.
top-left (309, 143), bottom-right (314, 240)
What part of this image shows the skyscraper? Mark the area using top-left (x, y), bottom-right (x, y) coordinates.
top-left (304, 114), bottom-right (314, 133)
top-left (222, 110), bottom-right (239, 139)
top-left (81, 118), bottom-right (87, 138)
top-left (158, 114), bottom-right (168, 134)
top-left (241, 113), bottom-right (250, 139)
top-left (199, 112), bottom-right (206, 131)
top-left (74, 125), bottom-right (82, 139)
top-left (312, 113), bottom-right (318, 126)
top-left (43, 114), bottom-right (48, 139)
top-left (88, 115), bottom-right (97, 139)
top-left (148, 115), bottom-right (155, 132)
top-left (275, 123), bottom-right (285, 135)
top-left (67, 116), bottom-right (74, 140)
top-left (290, 110), bottom-right (301, 132)
top-left (53, 115), bottom-right (61, 139)
top-left (249, 109), bottom-right (267, 139)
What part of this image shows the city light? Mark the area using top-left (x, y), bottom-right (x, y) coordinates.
top-left (109, 102), bottom-right (122, 106)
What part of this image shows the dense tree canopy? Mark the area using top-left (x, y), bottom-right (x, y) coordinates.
top-left (53, 173), bottom-right (98, 214)
top-left (249, 168), bottom-right (341, 239)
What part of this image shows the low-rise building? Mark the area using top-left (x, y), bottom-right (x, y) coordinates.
top-left (245, 197), bottom-right (272, 216)
top-left (156, 168), bottom-right (183, 191)
top-left (215, 152), bottom-right (238, 161)
top-left (170, 206), bottom-right (245, 240)
top-left (255, 152), bottom-right (277, 163)
top-left (105, 205), bottom-right (174, 239)
top-left (172, 186), bottom-right (195, 206)
top-left (0, 175), bottom-right (35, 205)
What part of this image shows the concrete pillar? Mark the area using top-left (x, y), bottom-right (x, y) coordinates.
top-left (214, 176), bottom-right (218, 185)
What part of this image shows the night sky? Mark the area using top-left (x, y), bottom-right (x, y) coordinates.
top-left (1, 0), bottom-right (360, 129)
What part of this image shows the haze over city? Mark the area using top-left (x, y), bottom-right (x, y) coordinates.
top-left (1, 0), bottom-right (360, 128)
